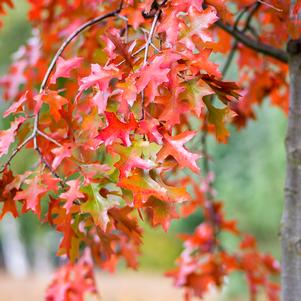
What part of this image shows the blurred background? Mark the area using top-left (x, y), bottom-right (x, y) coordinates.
top-left (0, 2), bottom-right (285, 301)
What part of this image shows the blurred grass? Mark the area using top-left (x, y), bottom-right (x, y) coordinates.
top-left (139, 224), bottom-right (182, 271)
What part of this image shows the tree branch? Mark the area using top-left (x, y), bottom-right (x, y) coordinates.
top-left (222, 3), bottom-right (261, 76)
top-left (39, 9), bottom-right (123, 94)
top-left (216, 20), bottom-right (288, 63)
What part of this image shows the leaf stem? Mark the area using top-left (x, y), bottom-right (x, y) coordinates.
top-left (37, 129), bottom-right (62, 147)
top-left (141, 9), bottom-right (161, 120)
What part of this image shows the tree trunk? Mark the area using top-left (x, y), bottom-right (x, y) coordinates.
top-left (281, 36), bottom-right (301, 300)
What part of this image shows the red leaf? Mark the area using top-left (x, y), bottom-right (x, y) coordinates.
top-left (14, 177), bottom-right (47, 217)
top-left (76, 64), bottom-right (121, 114)
top-left (181, 6), bottom-right (218, 50)
top-left (60, 179), bottom-right (85, 213)
top-left (97, 112), bottom-right (137, 147)
top-left (136, 52), bottom-right (180, 102)
top-left (106, 32), bottom-right (136, 68)
top-left (34, 90), bottom-right (68, 121)
top-left (50, 56), bottom-right (83, 84)
top-left (145, 198), bottom-right (179, 231)
top-left (118, 173), bottom-right (190, 207)
top-left (51, 143), bottom-right (72, 170)
top-left (0, 169), bottom-right (18, 219)
top-left (157, 131), bottom-right (200, 173)
top-left (3, 90), bottom-right (28, 117)
top-left (0, 116), bottom-right (25, 157)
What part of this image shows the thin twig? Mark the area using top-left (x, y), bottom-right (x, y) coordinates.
top-left (37, 129), bottom-right (62, 147)
top-left (216, 19), bottom-right (288, 63)
top-left (35, 146), bottom-right (61, 179)
top-left (222, 3), bottom-right (261, 76)
top-left (141, 9), bottom-right (161, 120)
top-left (150, 42), bottom-right (160, 52)
top-left (40, 10), bottom-right (122, 93)
top-left (143, 10), bottom-right (161, 66)
top-left (117, 14), bottom-right (129, 42)
top-left (257, 0), bottom-right (282, 12)
top-left (0, 134), bottom-right (34, 173)
top-left (115, 44), bottom-right (147, 67)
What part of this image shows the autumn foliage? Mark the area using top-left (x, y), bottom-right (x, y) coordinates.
top-left (0, 0), bottom-right (297, 300)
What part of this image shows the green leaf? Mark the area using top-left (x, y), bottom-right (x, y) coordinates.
top-left (81, 183), bottom-right (118, 231)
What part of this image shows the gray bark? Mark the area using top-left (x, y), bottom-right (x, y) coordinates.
top-left (281, 37), bottom-right (301, 300)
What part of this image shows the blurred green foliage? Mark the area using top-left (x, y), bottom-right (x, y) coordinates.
top-left (0, 1), bottom-right (31, 72)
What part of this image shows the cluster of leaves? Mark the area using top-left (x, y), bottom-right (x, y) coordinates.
top-left (46, 248), bottom-right (97, 301)
top-left (0, 0), bottom-right (297, 300)
top-left (167, 180), bottom-right (280, 301)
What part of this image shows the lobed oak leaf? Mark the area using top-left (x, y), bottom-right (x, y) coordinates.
top-left (158, 86), bottom-right (188, 126)
top-left (51, 143), bottom-right (72, 170)
top-left (81, 163), bottom-right (111, 183)
top-left (3, 90), bottom-right (28, 117)
top-left (136, 53), bottom-right (181, 102)
top-left (203, 97), bottom-right (229, 143)
top-left (76, 64), bottom-right (121, 111)
top-left (145, 198), bottom-right (179, 231)
top-left (121, 4), bottom-right (145, 30)
top-left (136, 57), bottom-right (169, 92)
top-left (201, 74), bottom-right (240, 104)
top-left (56, 213), bottom-right (81, 262)
top-left (34, 90), bottom-right (68, 121)
top-left (181, 181), bottom-right (205, 217)
top-left (157, 9), bottom-right (181, 46)
top-left (184, 49), bottom-right (222, 78)
top-left (138, 119), bottom-right (163, 144)
top-left (81, 183), bottom-right (118, 231)
top-left (157, 131), bottom-right (201, 173)
top-left (109, 206), bottom-right (142, 244)
top-left (0, 169), bottom-right (18, 219)
top-left (0, 116), bottom-right (26, 157)
top-left (116, 76), bottom-right (137, 114)
top-left (60, 179), bottom-right (85, 213)
top-left (97, 112), bottom-right (137, 147)
top-left (180, 6), bottom-right (218, 50)
top-left (183, 79), bottom-right (213, 116)
top-left (106, 32), bottom-right (136, 68)
top-left (14, 177), bottom-right (48, 217)
top-left (118, 173), bottom-right (190, 207)
top-left (110, 141), bottom-right (159, 178)
top-left (50, 56), bottom-right (83, 84)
